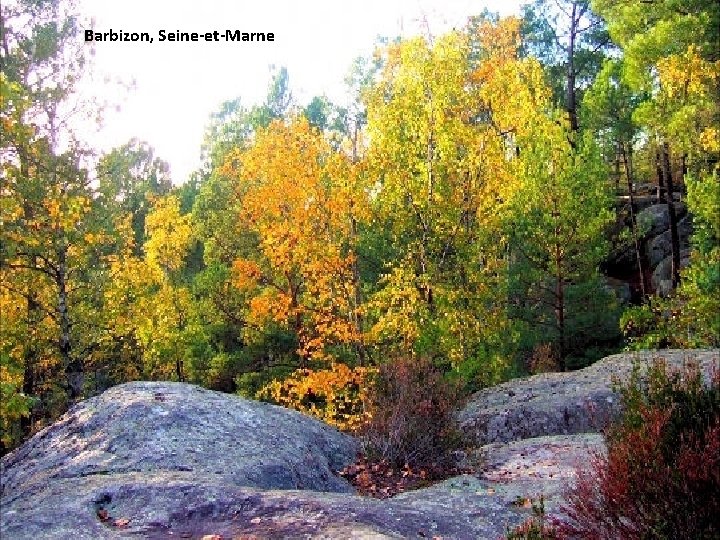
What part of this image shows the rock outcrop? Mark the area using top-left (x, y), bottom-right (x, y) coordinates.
top-left (1, 381), bottom-right (358, 498)
top-left (2, 350), bottom-right (718, 539)
top-left (458, 349), bottom-right (719, 445)
top-left (604, 201), bottom-right (694, 299)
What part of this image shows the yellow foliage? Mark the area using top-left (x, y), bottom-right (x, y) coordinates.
top-left (363, 17), bottom-right (547, 362)
top-left (256, 363), bottom-right (375, 432)
top-left (145, 195), bottom-right (194, 277)
top-left (225, 117), bottom-right (367, 362)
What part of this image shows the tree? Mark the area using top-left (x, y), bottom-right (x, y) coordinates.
top-left (507, 126), bottom-right (615, 369)
top-left (102, 195), bottom-right (199, 382)
top-left (1, 0), bottom-right (118, 439)
top-left (583, 58), bottom-right (649, 297)
top-left (363, 18), bottom-right (548, 381)
top-left (222, 118), bottom-right (367, 364)
top-left (520, 0), bottom-right (611, 135)
top-left (96, 139), bottom-right (172, 255)
top-left (593, 0), bottom-right (720, 292)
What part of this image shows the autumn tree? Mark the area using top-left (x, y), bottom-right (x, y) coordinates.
top-left (0, 0), bottom-right (120, 449)
top-left (222, 117), bottom-right (368, 365)
top-left (363, 18), bottom-right (551, 382)
top-left (96, 139), bottom-right (172, 255)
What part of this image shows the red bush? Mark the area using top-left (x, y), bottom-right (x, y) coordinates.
top-left (557, 360), bottom-right (720, 539)
top-left (359, 356), bottom-right (465, 471)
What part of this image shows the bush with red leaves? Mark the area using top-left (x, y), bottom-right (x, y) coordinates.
top-left (557, 358), bottom-right (720, 540)
top-left (359, 356), bottom-right (466, 472)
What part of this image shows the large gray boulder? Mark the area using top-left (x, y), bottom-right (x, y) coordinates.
top-left (0, 381), bottom-right (543, 539)
top-left (458, 349), bottom-right (719, 445)
top-left (1, 381), bottom-right (358, 499)
top-left (636, 202), bottom-right (687, 240)
top-left (646, 214), bottom-right (693, 268)
top-left (651, 249), bottom-right (691, 297)
top-left (0, 468), bottom-right (534, 539)
top-left (2, 351), bottom-right (717, 539)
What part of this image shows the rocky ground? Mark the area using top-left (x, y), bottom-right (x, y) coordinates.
top-left (1, 349), bottom-right (718, 539)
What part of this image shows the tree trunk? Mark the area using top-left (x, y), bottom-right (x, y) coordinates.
top-left (623, 144), bottom-right (647, 299)
top-left (661, 142), bottom-right (681, 289)
top-left (20, 292), bottom-right (39, 438)
top-left (655, 150), bottom-right (667, 203)
top-left (566, 2), bottom-right (579, 135)
top-left (350, 215), bottom-right (367, 365)
top-left (556, 268), bottom-right (566, 372)
top-left (57, 239), bottom-right (83, 401)
top-left (175, 357), bottom-right (185, 382)
top-left (553, 227), bottom-right (566, 371)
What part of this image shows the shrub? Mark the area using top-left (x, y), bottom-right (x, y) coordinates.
top-left (507, 496), bottom-right (558, 539)
top-left (256, 362), bottom-right (373, 432)
top-left (529, 343), bottom-right (559, 374)
top-left (558, 358), bottom-right (720, 539)
top-left (360, 355), bottom-right (465, 471)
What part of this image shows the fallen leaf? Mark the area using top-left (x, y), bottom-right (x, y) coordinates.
top-left (114, 518), bottom-right (130, 527)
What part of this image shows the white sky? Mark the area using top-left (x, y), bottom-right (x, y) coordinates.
top-left (78, 0), bottom-right (522, 183)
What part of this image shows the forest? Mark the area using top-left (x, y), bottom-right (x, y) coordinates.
top-left (1, 0), bottom-right (718, 455)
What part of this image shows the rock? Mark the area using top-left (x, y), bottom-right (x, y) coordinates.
top-left (458, 349), bottom-right (719, 445)
top-left (0, 381), bottom-right (358, 499)
top-left (2, 352), bottom-right (718, 539)
top-left (604, 203), bottom-right (690, 281)
top-left (473, 434), bottom-right (605, 512)
top-left (0, 469), bottom-right (534, 539)
top-left (636, 202), bottom-right (687, 240)
top-left (4, 433), bottom-right (602, 540)
top-left (651, 249), bottom-right (692, 296)
top-left (0, 381), bottom-right (536, 539)
top-left (646, 214), bottom-right (693, 268)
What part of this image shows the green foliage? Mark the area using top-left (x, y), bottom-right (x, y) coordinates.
top-left (507, 128), bottom-right (617, 368)
top-left (620, 172), bottom-right (720, 349)
top-left (520, 0), bottom-right (610, 111)
top-left (0, 352), bottom-right (34, 450)
top-left (97, 139), bottom-right (172, 254)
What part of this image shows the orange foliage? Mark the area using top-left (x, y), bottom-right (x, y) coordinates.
top-left (256, 363), bottom-right (375, 432)
top-left (224, 118), bottom-right (367, 362)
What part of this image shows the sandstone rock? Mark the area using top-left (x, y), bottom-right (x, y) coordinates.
top-left (636, 202), bottom-right (687, 240)
top-left (2, 352), bottom-right (718, 539)
top-left (0, 468), bottom-right (535, 539)
top-left (646, 214), bottom-right (693, 268)
top-left (3, 433), bottom-right (602, 540)
top-left (0, 381), bottom-right (358, 499)
top-left (651, 249), bottom-right (692, 296)
top-left (0, 381), bottom-right (536, 539)
top-left (458, 349), bottom-right (719, 445)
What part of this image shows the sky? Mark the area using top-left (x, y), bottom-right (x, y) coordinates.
top-left (78, 0), bottom-right (522, 183)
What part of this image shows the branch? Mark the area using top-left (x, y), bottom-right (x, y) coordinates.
top-left (0, 282), bottom-right (59, 322)
top-left (1, 261), bottom-right (56, 280)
